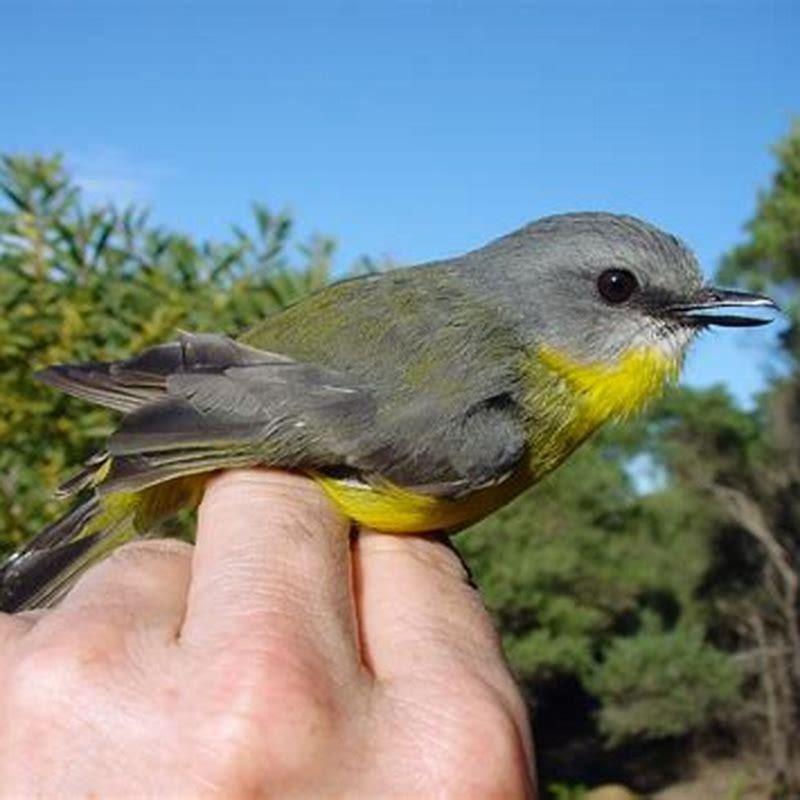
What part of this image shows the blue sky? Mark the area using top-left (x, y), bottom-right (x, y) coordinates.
top-left (2, 1), bottom-right (798, 405)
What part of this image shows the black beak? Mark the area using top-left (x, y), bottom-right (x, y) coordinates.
top-left (668, 287), bottom-right (779, 328)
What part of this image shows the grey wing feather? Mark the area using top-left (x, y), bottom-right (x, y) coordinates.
top-left (443, 396), bottom-right (528, 491)
top-left (100, 344), bottom-right (376, 494)
top-left (35, 333), bottom-right (292, 412)
top-left (354, 393), bottom-right (528, 496)
top-left (39, 332), bottom-right (527, 498)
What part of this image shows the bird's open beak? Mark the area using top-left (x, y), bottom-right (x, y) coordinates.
top-left (668, 287), bottom-right (779, 328)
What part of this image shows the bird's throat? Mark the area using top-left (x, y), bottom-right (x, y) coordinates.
top-left (536, 343), bottom-right (681, 426)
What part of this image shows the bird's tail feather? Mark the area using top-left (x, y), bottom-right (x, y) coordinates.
top-left (0, 493), bottom-right (138, 612)
top-left (0, 464), bottom-right (205, 612)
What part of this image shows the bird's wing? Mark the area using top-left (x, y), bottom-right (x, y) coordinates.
top-left (40, 332), bottom-right (527, 498)
top-left (36, 333), bottom-right (296, 413)
top-left (349, 393), bottom-right (528, 497)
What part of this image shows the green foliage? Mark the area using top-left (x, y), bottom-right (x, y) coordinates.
top-left (587, 625), bottom-right (741, 743)
top-left (547, 783), bottom-right (587, 800)
top-left (719, 119), bottom-right (800, 294)
top-left (714, 122), bottom-right (800, 789)
top-left (0, 154), bottom-right (350, 548)
top-left (720, 119), bottom-right (800, 356)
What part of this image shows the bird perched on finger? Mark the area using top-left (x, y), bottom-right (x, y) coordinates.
top-left (0, 212), bottom-right (777, 611)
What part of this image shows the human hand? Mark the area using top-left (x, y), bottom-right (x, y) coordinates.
top-left (0, 470), bottom-right (535, 798)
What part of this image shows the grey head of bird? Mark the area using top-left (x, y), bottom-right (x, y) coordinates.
top-left (456, 211), bottom-right (777, 369)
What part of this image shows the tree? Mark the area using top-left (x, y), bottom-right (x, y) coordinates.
top-left (0, 154), bottom-right (353, 550)
top-left (719, 119), bottom-right (800, 359)
top-left (709, 121), bottom-right (800, 793)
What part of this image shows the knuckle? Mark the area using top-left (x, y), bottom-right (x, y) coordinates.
top-left (439, 700), bottom-right (531, 798)
top-left (389, 676), bottom-right (532, 799)
top-left (212, 645), bottom-right (341, 731)
top-left (6, 598), bottom-right (140, 707)
top-left (470, 707), bottom-right (530, 789)
top-left (65, 538), bottom-right (191, 605)
top-left (3, 636), bottom-right (105, 715)
top-left (191, 660), bottom-right (341, 788)
top-left (452, 697), bottom-right (530, 800)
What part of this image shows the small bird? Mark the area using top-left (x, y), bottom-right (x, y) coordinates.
top-left (0, 212), bottom-right (776, 611)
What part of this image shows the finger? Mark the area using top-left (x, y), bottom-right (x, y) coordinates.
top-left (354, 530), bottom-right (533, 768)
top-left (354, 530), bottom-right (518, 694)
top-left (53, 538), bottom-right (192, 634)
top-left (180, 470), bottom-right (359, 676)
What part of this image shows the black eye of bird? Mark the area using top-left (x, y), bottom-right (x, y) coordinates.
top-left (597, 268), bottom-right (639, 304)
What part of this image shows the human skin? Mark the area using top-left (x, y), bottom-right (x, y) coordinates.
top-left (0, 470), bottom-right (536, 799)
